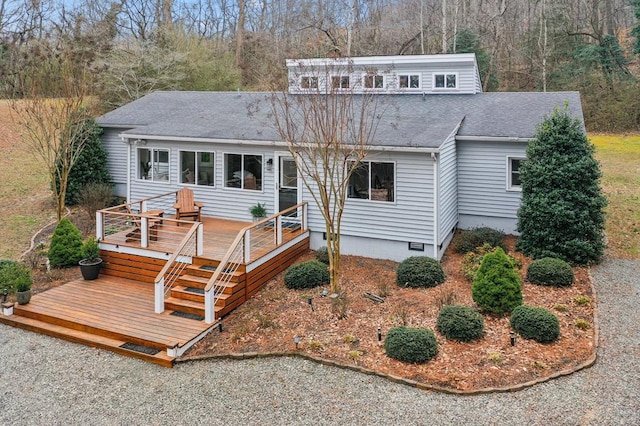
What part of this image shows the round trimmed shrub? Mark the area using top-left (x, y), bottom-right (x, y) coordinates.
top-left (384, 326), bottom-right (438, 363)
top-left (510, 305), bottom-right (560, 343)
top-left (48, 218), bottom-right (84, 268)
top-left (453, 227), bottom-right (507, 254)
top-left (436, 305), bottom-right (485, 342)
top-left (527, 257), bottom-right (574, 287)
top-left (472, 247), bottom-right (523, 314)
top-left (315, 246), bottom-right (330, 265)
top-left (396, 256), bottom-right (446, 288)
top-left (284, 260), bottom-right (329, 290)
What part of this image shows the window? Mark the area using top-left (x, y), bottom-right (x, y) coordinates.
top-left (331, 75), bottom-right (350, 89)
top-left (433, 73), bottom-right (458, 89)
top-left (138, 148), bottom-right (169, 182)
top-left (180, 151), bottom-right (214, 186)
top-left (508, 157), bottom-right (524, 191)
top-left (399, 74), bottom-right (420, 89)
top-left (224, 153), bottom-right (262, 190)
top-left (364, 74), bottom-right (384, 89)
top-left (300, 76), bottom-right (318, 89)
top-left (348, 161), bottom-right (395, 202)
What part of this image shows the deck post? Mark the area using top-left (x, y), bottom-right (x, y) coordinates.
top-left (141, 200), bottom-right (148, 212)
top-left (302, 203), bottom-right (308, 230)
top-left (244, 229), bottom-right (251, 263)
top-left (154, 278), bottom-right (165, 313)
top-left (96, 211), bottom-right (103, 240)
top-left (141, 216), bottom-right (149, 248)
top-left (276, 216), bottom-right (283, 245)
top-left (197, 223), bottom-right (204, 256)
top-left (204, 289), bottom-right (214, 323)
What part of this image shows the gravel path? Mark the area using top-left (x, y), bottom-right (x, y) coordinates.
top-left (1, 258), bottom-right (638, 425)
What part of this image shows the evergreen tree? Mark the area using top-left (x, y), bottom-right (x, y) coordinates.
top-left (451, 28), bottom-right (499, 91)
top-left (633, 0), bottom-right (640, 55)
top-left (516, 106), bottom-right (607, 264)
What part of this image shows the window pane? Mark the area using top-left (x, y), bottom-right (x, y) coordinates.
top-left (225, 154), bottom-right (242, 188)
top-left (244, 155), bottom-right (262, 190)
top-left (152, 149), bottom-right (169, 182)
top-left (375, 75), bottom-right (384, 88)
top-left (197, 152), bottom-right (214, 186)
top-left (331, 76), bottom-right (340, 89)
top-left (364, 75), bottom-right (373, 88)
top-left (341, 76), bottom-right (349, 88)
top-left (181, 151), bottom-right (196, 184)
top-left (511, 159), bottom-right (522, 187)
top-left (371, 162), bottom-right (394, 202)
top-left (348, 162), bottom-right (369, 199)
top-left (435, 74), bottom-right (445, 88)
top-left (410, 75), bottom-right (419, 88)
top-left (446, 74), bottom-right (456, 88)
top-left (399, 75), bottom-right (408, 88)
top-left (512, 172), bottom-right (521, 187)
top-left (301, 76), bottom-right (317, 89)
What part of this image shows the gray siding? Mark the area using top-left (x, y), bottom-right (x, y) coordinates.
top-left (128, 141), bottom-right (276, 222)
top-left (457, 140), bottom-right (527, 231)
top-left (304, 151), bottom-right (435, 245)
top-left (438, 134), bottom-right (458, 244)
top-left (102, 128), bottom-right (129, 197)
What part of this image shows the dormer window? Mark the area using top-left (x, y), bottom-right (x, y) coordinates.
top-left (331, 75), bottom-right (350, 89)
top-left (399, 74), bottom-right (420, 89)
top-left (300, 76), bottom-right (318, 89)
top-left (433, 72), bottom-right (458, 89)
top-left (364, 74), bottom-right (384, 89)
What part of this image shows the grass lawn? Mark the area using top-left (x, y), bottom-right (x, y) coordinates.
top-left (591, 134), bottom-right (640, 258)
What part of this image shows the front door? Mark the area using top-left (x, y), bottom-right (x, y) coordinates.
top-left (275, 153), bottom-right (299, 216)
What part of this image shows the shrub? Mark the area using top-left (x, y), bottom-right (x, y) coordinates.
top-left (510, 305), bottom-right (560, 343)
top-left (48, 218), bottom-right (84, 268)
top-left (436, 305), bottom-right (485, 342)
top-left (396, 256), bottom-right (445, 288)
top-left (79, 182), bottom-right (114, 223)
top-left (527, 257), bottom-right (574, 287)
top-left (0, 262), bottom-right (32, 293)
top-left (81, 237), bottom-right (101, 262)
top-left (315, 246), bottom-right (330, 264)
top-left (472, 247), bottom-right (523, 314)
top-left (284, 260), bottom-right (329, 290)
top-left (453, 227), bottom-right (506, 254)
top-left (384, 326), bottom-right (438, 363)
top-left (462, 243), bottom-right (522, 281)
top-left (516, 106), bottom-right (607, 265)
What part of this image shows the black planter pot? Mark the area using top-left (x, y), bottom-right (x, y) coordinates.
top-left (79, 258), bottom-right (103, 280)
top-left (16, 290), bottom-right (31, 305)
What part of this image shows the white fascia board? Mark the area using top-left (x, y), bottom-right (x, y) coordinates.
top-left (455, 136), bottom-right (533, 143)
top-left (287, 53), bottom-right (477, 69)
top-left (119, 133), bottom-right (441, 153)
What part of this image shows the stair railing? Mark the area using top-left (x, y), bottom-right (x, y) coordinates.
top-left (154, 221), bottom-right (203, 314)
top-left (203, 202), bottom-right (307, 323)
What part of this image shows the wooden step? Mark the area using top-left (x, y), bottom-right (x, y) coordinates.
top-left (165, 297), bottom-right (205, 316)
top-left (177, 270), bottom-right (244, 288)
top-left (0, 314), bottom-right (174, 367)
top-left (192, 257), bottom-right (246, 273)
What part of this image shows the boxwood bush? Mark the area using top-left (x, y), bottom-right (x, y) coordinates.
top-left (48, 218), bottom-right (84, 268)
top-left (436, 305), bottom-right (485, 342)
top-left (452, 227), bottom-right (507, 254)
top-left (396, 256), bottom-right (445, 288)
top-left (284, 260), bottom-right (329, 290)
top-left (384, 326), bottom-right (438, 363)
top-left (462, 243), bottom-right (522, 281)
top-left (526, 257), bottom-right (574, 287)
top-left (510, 305), bottom-right (560, 343)
top-left (472, 247), bottom-right (523, 314)
top-left (315, 246), bottom-right (330, 265)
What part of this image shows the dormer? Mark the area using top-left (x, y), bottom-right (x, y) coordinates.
top-left (286, 53), bottom-right (482, 95)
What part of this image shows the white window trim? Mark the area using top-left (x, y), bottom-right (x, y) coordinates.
top-left (137, 147), bottom-right (170, 184)
top-left (506, 156), bottom-right (525, 192)
top-left (362, 73), bottom-right (385, 90)
top-left (178, 150), bottom-right (215, 187)
top-left (432, 72), bottom-right (459, 90)
top-left (397, 73), bottom-right (421, 90)
top-left (300, 75), bottom-right (319, 90)
top-left (223, 152), bottom-right (264, 192)
top-left (347, 160), bottom-right (397, 204)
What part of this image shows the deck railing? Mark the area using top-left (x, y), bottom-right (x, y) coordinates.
top-left (203, 202), bottom-right (308, 323)
top-left (97, 191), bottom-right (201, 251)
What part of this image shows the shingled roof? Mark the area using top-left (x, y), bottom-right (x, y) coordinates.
top-left (97, 90), bottom-right (583, 149)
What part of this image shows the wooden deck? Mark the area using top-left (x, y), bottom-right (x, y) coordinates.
top-left (0, 276), bottom-right (215, 367)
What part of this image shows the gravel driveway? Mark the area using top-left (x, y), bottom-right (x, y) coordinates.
top-left (1, 258), bottom-right (638, 425)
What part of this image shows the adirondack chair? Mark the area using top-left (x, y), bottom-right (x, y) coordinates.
top-left (173, 188), bottom-right (203, 222)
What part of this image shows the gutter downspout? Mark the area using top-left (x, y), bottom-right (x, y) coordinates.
top-left (123, 137), bottom-right (131, 203)
top-left (431, 152), bottom-right (439, 260)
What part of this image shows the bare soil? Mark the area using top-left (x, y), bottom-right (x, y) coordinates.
top-left (186, 236), bottom-right (595, 392)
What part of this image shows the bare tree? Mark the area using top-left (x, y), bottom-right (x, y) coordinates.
top-left (270, 61), bottom-right (383, 300)
top-left (10, 48), bottom-right (93, 221)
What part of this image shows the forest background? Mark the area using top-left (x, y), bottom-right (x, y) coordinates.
top-left (1, 0), bottom-right (639, 131)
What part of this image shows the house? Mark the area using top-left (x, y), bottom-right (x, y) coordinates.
top-left (98, 53), bottom-right (584, 262)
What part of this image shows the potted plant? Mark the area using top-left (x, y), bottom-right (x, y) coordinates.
top-left (249, 202), bottom-right (267, 222)
top-left (0, 263), bottom-right (33, 305)
top-left (79, 237), bottom-right (103, 280)
top-left (15, 274), bottom-right (32, 305)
